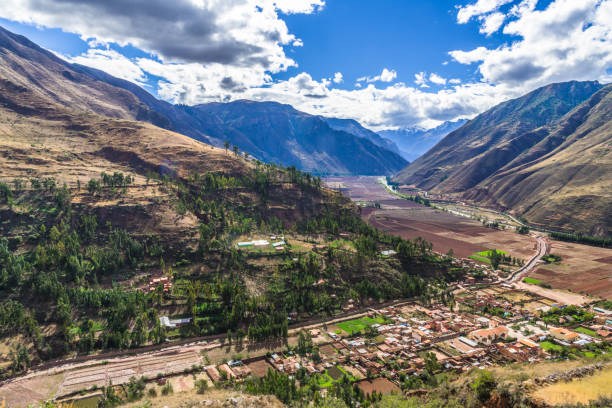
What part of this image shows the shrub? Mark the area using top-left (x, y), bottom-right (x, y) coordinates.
top-left (195, 379), bottom-right (209, 394)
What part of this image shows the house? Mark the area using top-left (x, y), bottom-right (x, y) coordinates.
top-left (159, 316), bottom-right (192, 328)
top-left (206, 365), bottom-right (221, 382)
top-left (549, 327), bottom-right (579, 343)
top-left (219, 364), bottom-right (236, 379)
top-left (593, 307), bottom-right (612, 315)
top-left (148, 276), bottom-right (172, 292)
top-left (470, 326), bottom-right (509, 345)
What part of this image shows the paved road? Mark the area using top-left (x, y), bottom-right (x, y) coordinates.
top-left (504, 235), bottom-right (548, 283)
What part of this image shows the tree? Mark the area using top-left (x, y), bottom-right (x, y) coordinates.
top-left (0, 182), bottom-right (12, 203)
top-left (517, 225), bottom-right (529, 235)
top-left (224, 140), bottom-right (230, 154)
top-left (233, 145), bottom-right (239, 156)
top-left (423, 352), bottom-right (441, 373)
top-left (487, 249), bottom-right (503, 270)
top-left (471, 370), bottom-right (496, 403)
top-left (9, 344), bottom-right (31, 374)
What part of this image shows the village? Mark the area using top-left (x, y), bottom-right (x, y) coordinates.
top-left (196, 283), bottom-right (612, 396)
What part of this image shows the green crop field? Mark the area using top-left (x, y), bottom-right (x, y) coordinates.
top-left (470, 249), bottom-right (507, 264)
top-left (337, 315), bottom-right (388, 335)
top-left (575, 327), bottom-right (599, 337)
top-left (337, 319), bottom-right (368, 334)
top-left (523, 277), bottom-right (543, 285)
top-left (539, 341), bottom-right (563, 352)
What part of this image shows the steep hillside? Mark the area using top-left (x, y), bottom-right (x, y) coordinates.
top-left (465, 85), bottom-right (612, 236)
top-left (0, 26), bottom-right (404, 176)
top-left (320, 116), bottom-right (401, 154)
top-left (0, 26), bottom-right (170, 129)
top-left (178, 100), bottom-right (408, 175)
top-left (394, 81), bottom-right (611, 236)
top-left (379, 119), bottom-right (467, 161)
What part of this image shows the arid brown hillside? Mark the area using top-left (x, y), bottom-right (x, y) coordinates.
top-left (0, 47), bottom-right (333, 246)
top-left (0, 26), bottom-right (171, 128)
top-left (394, 81), bottom-right (612, 237)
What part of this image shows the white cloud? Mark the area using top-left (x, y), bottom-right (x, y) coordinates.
top-left (478, 12), bottom-right (506, 35)
top-left (0, 0), bottom-right (321, 73)
top-left (429, 73), bottom-right (447, 85)
top-left (414, 72), bottom-right (429, 88)
top-left (240, 74), bottom-right (515, 130)
top-left (2, 0), bottom-right (610, 131)
top-left (61, 48), bottom-right (148, 85)
top-left (358, 68), bottom-right (398, 83)
top-left (457, 0), bottom-right (515, 24)
top-left (450, 0), bottom-right (612, 88)
top-left (273, 0), bottom-right (325, 14)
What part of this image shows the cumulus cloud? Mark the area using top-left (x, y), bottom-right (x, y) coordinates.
top-left (429, 73), bottom-right (447, 85)
top-left (4, 0), bottom-right (611, 131)
top-left (63, 48), bottom-right (147, 84)
top-left (478, 12), bottom-right (506, 35)
top-left (450, 0), bottom-right (612, 88)
top-left (0, 0), bottom-right (322, 72)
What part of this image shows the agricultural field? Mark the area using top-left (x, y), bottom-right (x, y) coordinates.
top-left (327, 176), bottom-right (537, 261)
top-left (470, 249), bottom-right (507, 264)
top-left (355, 377), bottom-right (401, 395)
top-left (336, 316), bottom-right (387, 335)
top-left (526, 239), bottom-right (612, 300)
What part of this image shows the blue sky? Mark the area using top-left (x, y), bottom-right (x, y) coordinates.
top-left (0, 0), bottom-right (610, 129)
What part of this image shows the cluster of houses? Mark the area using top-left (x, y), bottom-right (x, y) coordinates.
top-left (147, 276), bottom-right (173, 293)
top-left (190, 290), bottom-right (611, 399)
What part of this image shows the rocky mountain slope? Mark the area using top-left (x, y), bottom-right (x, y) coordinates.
top-left (379, 119), bottom-right (467, 161)
top-left (320, 116), bottom-right (401, 154)
top-left (177, 100), bottom-right (408, 175)
top-left (0, 25), bottom-right (404, 175)
top-left (394, 81), bottom-right (611, 236)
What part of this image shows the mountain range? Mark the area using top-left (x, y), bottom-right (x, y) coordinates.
top-left (394, 80), bottom-right (612, 237)
top-left (0, 25), bottom-right (405, 176)
top-left (379, 119), bottom-right (468, 161)
top-left (174, 100), bottom-right (407, 175)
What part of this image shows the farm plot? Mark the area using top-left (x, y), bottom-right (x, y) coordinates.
top-left (526, 240), bottom-right (612, 300)
top-left (246, 359), bottom-right (274, 378)
top-left (356, 377), bottom-right (401, 395)
top-left (331, 177), bottom-right (536, 260)
top-left (56, 349), bottom-right (202, 396)
top-left (337, 316), bottom-right (387, 335)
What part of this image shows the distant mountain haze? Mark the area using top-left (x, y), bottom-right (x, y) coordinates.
top-left (379, 119), bottom-right (468, 161)
top-left (394, 81), bottom-right (611, 237)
